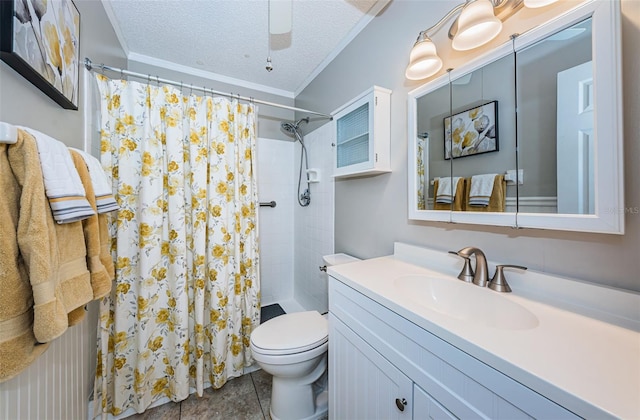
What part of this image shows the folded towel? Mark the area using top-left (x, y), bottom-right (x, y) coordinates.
top-left (464, 174), bottom-right (506, 212)
top-left (435, 177), bottom-right (462, 204)
top-left (468, 174), bottom-right (498, 207)
top-left (18, 127), bottom-right (95, 223)
top-left (433, 178), bottom-right (465, 211)
top-left (69, 148), bottom-right (118, 214)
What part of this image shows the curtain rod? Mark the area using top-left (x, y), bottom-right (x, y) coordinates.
top-left (84, 58), bottom-right (333, 120)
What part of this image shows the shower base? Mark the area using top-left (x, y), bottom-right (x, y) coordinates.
top-left (260, 303), bottom-right (286, 324)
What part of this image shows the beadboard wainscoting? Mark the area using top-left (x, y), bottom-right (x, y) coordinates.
top-left (0, 303), bottom-right (98, 420)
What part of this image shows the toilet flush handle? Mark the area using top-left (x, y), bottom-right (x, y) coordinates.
top-left (319, 265), bottom-right (327, 272)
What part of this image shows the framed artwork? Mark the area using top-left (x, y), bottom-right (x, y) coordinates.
top-left (0, 0), bottom-right (80, 110)
top-left (444, 101), bottom-right (498, 159)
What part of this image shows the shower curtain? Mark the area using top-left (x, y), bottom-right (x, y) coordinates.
top-left (93, 75), bottom-right (260, 416)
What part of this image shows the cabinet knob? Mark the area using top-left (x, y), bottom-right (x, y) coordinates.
top-left (395, 398), bottom-right (407, 412)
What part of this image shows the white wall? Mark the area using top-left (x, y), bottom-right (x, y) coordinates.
top-left (293, 123), bottom-right (336, 313)
top-left (257, 138), bottom-right (295, 306)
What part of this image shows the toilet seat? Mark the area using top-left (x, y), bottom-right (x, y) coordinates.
top-left (251, 311), bottom-right (328, 356)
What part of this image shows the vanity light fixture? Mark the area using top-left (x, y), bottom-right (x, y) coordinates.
top-left (405, 0), bottom-right (559, 80)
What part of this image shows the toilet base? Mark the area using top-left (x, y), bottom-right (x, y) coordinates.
top-left (268, 355), bottom-right (328, 420)
top-left (270, 389), bottom-right (328, 420)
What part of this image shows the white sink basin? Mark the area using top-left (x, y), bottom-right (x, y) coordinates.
top-left (394, 275), bottom-right (539, 330)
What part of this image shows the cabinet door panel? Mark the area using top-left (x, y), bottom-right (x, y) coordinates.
top-left (413, 384), bottom-right (455, 420)
top-left (329, 315), bottom-right (412, 420)
top-left (333, 86), bottom-right (391, 178)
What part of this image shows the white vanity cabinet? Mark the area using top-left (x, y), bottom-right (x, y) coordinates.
top-left (328, 278), bottom-right (579, 420)
top-left (330, 316), bottom-right (412, 419)
top-left (332, 86), bottom-right (391, 178)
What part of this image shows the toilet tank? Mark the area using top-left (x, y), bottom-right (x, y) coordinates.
top-left (322, 253), bottom-right (361, 267)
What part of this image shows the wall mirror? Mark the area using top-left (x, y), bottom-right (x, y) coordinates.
top-left (408, 0), bottom-right (623, 234)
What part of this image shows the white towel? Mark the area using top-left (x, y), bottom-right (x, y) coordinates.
top-left (435, 177), bottom-right (462, 204)
top-left (19, 127), bottom-right (96, 223)
top-left (469, 173), bottom-right (498, 207)
top-left (69, 148), bottom-right (119, 214)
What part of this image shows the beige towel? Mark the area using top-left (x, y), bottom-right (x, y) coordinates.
top-left (70, 150), bottom-right (113, 298)
top-left (1, 129), bottom-right (53, 382)
top-left (464, 174), bottom-right (506, 212)
top-left (49, 188), bottom-right (94, 335)
top-left (67, 151), bottom-right (113, 325)
top-left (433, 178), bottom-right (465, 211)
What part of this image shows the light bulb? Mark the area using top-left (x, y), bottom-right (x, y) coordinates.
top-left (524, 0), bottom-right (558, 8)
top-left (405, 34), bottom-right (443, 80)
top-left (452, 0), bottom-right (502, 51)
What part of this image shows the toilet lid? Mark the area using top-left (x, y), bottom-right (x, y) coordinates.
top-left (251, 311), bottom-right (328, 355)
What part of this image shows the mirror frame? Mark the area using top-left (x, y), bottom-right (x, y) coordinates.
top-left (407, 0), bottom-right (623, 234)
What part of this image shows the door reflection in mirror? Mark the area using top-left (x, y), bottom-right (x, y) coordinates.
top-left (516, 17), bottom-right (593, 214)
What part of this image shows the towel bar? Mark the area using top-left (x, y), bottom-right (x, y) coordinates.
top-left (430, 170), bottom-right (523, 186)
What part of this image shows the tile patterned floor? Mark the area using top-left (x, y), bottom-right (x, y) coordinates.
top-left (125, 369), bottom-right (273, 420)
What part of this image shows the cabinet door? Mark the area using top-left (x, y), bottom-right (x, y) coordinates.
top-left (333, 86), bottom-right (391, 178)
top-left (329, 315), bottom-right (412, 420)
top-left (336, 99), bottom-right (371, 172)
top-left (414, 384), bottom-right (456, 420)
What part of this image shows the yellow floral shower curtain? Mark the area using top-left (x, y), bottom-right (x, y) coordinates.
top-left (94, 75), bottom-right (260, 416)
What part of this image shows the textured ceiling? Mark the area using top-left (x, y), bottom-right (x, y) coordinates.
top-left (103, 0), bottom-right (386, 96)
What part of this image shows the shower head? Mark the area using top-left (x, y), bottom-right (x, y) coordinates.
top-left (281, 121), bottom-right (296, 135)
top-left (280, 117), bottom-right (309, 135)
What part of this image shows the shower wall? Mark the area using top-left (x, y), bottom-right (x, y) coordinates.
top-left (257, 138), bottom-right (295, 305)
top-left (293, 123), bottom-right (336, 313)
top-left (257, 122), bottom-right (335, 313)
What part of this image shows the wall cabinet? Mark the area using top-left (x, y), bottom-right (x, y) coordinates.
top-left (333, 86), bottom-right (391, 178)
top-left (329, 278), bottom-right (579, 419)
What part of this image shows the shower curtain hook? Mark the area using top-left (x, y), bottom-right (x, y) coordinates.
top-left (120, 68), bottom-right (124, 80)
top-left (190, 83), bottom-right (193, 96)
top-left (156, 75), bottom-right (160, 86)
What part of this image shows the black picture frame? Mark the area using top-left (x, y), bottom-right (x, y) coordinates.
top-left (444, 100), bottom-right (499, 160)
top-left (0, 0), bottom-right (80, 110)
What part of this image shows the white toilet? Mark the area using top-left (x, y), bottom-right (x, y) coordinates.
top-left (251, 311), bottom-right (328, 420)
top-left (250, 253), bottom-right (360, 420)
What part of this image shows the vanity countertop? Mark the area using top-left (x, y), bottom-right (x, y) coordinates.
top-left (328, 244), bottom-right (640, 419)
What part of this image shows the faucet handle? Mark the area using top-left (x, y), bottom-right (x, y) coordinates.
top-left (489, 264), bottom-right (527, 293)
top-left (448, 250), bottom-right (474, 283)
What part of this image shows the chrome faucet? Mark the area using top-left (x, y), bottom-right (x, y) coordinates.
top-left (450, 247), bottom-right (490, 287)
